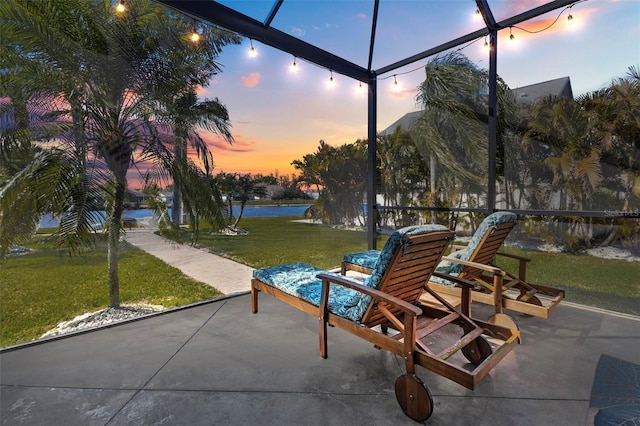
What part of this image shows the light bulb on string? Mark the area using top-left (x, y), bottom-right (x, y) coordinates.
top-left (327, 70), bottom-right (336, 88)
top-left (506, 27), bottom-right (520, 48)
top-left (392, 75), bottom-right (401, 92)
top-left (566, 6), bottom-right (575, 27)
top-left (290, 57), bottom-right (298, 73)
top-left (190, 20), bottom-right (201, 43)
top-left (115, 0), bottom-right (126, 14)
top-left (483, 36), bottom-right (489, 49)
top-left (474, 8), bottom-right (481, 20)
top-left (248, 39), bottom-right (257, 58)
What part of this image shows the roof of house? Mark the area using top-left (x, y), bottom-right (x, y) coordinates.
top-left (511, 76), bottom-right (573, 105)
top-left (380, 76), bottom-right (573, 135)
top-left (378, 110), bottom-right (423, 136)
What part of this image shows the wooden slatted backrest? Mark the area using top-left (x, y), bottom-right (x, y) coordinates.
top-left (360, 229), bottom-right (455, 327)
top-left (459, 221), bottom-right (516, 281)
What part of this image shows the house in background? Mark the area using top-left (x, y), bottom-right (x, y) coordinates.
top-left (379, 76), bottom-right (574, 135)
top-left (511, 76), bottom-right (573, 105)
top-left (376, 76), bottom-right (576, 216)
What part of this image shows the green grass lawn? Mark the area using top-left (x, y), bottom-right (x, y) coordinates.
top-left (193, 216), bottom-right (639, 316)
top-left (192, 216), bottom-right (380, 270)
top-left (494, 246), bottom-right (639, 315)
top-left (2, 216), bottom-right (638, 347)
top-left (0, 237), bottom-right (221, 347)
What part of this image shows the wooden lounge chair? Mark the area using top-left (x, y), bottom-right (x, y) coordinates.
top-left (252, 224), bottom-right (520, 422)
top-left (342, 212), bottom-right (565, 325)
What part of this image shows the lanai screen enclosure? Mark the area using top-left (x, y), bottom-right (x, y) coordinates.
top-left (156, 0), bottom-right (637, 249)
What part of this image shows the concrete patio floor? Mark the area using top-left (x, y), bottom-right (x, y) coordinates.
top-left (2, 292), bottom-right (639, 425)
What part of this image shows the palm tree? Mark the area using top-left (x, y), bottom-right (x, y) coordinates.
top-left (0, 0), bottom-right (238, 307)
top-left (162, 88), bottom-right (235, 229)
top-left (412, 52), bottom-right (518, 223)
top-left (413, 53), bottom-right (489, 185)
top-left (293, 140), bottom-right (366, 225)
top-left (583, 66), bottom-right (640, 212)
top-left (525, 95), bottom-right (603, 212)
top-left (215, 171), bottom-right (238, 225)
top-left (523, 95), bottom-right (604, 247)
top-left (231, 174), bottom-right (267, 229)
top-left (291, 140), bottom-right (329, 195)
top-left (377, 129), bottom-right (428, 227)
top-left (580, 67), bottom-right (640, 247)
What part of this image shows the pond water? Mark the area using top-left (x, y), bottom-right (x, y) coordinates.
top-left (38, 204), bottom-right (311, 228)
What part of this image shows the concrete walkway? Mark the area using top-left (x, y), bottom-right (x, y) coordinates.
top-left (124, 225), bottom-right (254, 296)
top-left (3, 294), bottom-right (640, 425)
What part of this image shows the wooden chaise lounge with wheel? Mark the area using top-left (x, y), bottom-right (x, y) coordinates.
top-left (251, 224), bottom-right (520, 422)
top-left (342, 212), bottom-right (565, 325)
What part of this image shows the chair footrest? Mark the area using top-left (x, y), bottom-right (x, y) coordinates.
top-left (416, 312), bottom-right (460, 340)
top-left (437, 327), bottom-right (484, 360)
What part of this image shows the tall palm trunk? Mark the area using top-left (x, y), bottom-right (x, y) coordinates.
top-left (171, 181), bottom-right (181, 227)
top-left (171, 135), bottom-right (186, 228)
top-left (430, 154), bottom-right (437, 224)
top-left (102, 137), bottom-right (132, 309)
top-left (108, 179), bottom-right (125, 308)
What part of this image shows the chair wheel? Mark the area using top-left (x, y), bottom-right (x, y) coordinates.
top-left (517, 294), bottom-right (542, 306)
top-left (488, 313), bottom-right (518, 330)
top-left (462, 336), bottom-right (492, 365)
top-left (395, 374), bottom-right (433, 422)
top-left (488, 313), bottom-right (521, 343)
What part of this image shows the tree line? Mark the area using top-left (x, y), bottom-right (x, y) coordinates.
top-left (1, 0), bottom-right (638, 314)
top-left (292, 53), bottom-right (639, 251)
top-left (0, 0), bottom-right (240, 308)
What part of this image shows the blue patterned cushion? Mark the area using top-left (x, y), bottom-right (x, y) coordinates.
top-left (343, 224), bottom-right (450, 277)
top-left (253, 262), bottom-right (368, 322)
top-left (432, 212), bottom-right (517, 286)
top-left (460, 212), bottom-right (517, 263)
top-left (342, 250), bottom-right (380, 269)
top-left (345, 224), bottom-right (450, 318)
top-left (254, 224), bottom-right (450, 322)
top-left (362, 224), bottom-right (449, 290)
top-left (344, 213), bottom-right (517, 287)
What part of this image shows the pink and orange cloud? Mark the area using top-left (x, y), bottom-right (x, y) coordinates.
top-left (239, 72), bottom-right (261, 88)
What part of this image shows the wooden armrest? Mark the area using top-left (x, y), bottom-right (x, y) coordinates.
top-left (449, 244), bottom-right (467, 252)
top-left (316, 273), bottom-right (422, 317)
top-left (494, 252), bottom-right (529, 281)
top-left (440, 256), bottom-right (506, 275)
top-left (495, 252), bottom-right (531, 262)
top-left (431, 271), bottom-right (476, 289)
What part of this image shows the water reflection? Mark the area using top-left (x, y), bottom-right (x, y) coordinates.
top-left (38, 205), bottom-right (311, 228)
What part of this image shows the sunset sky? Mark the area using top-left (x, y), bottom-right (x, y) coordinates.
top-left (171, 0), bottom-right (640, 181)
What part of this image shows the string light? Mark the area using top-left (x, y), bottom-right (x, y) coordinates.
top-left (392, 74), bottom-right (401, 92)
top-left (190, 20), bottom-right (201, 43)
top-left (115, 0), bottom-right (126, 14)
top-left (328, 70), bottom-right (336, 88)
top-left (219, 1), bottom-right (582, 91)
top-left (510, 2), bottom-right (582, 35)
